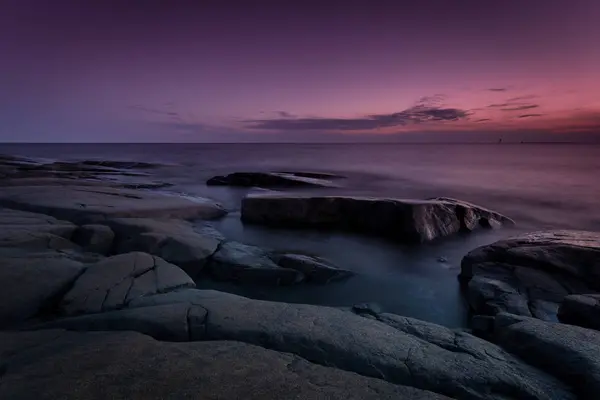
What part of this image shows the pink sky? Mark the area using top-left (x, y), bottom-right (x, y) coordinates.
top-left (1, 1), bottom-right (599, 142)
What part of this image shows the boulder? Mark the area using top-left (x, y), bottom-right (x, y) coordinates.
top-left (0, 207), bottom-right (77, 239)
top-left (207, 241), bottom-right (304, 285)
top-left (107, 218), bottom-right (221, 278)
top-left (558, 294), bottom-right (600, 331)
top-left (207, 171), bottom-right (339, 188)
top-left (127, 289), bottom-right (572, 399)
top-left (241, 194), bottom-right (514, 243)
top-left (0, 249), bottom-right (85, 327)
top-left (272, 253), bottom-right (353, 283)
top-left (72, 224), bottom-right (114, 254)
top-left (0, 330), bottom-right (447, 400)
top-left (493, 313), bottom-right (600, 399)
top-left (60, 252), bottom-right (195, 315)
top-left (0, 185), bottom-right (226, 223)
top-left (460, 230), bottom-right (600, 321)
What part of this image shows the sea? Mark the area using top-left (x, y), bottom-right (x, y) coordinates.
top-left (2, 143), bottom-right (599, 327)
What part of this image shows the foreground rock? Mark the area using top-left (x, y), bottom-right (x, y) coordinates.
top-left (558, 294), bottom-right (600, 330)
top-left (60, 252), bottom-right (195, 316)
top-left (242, 194), bottom-right (514, 243)
top-left (460, 230), bottom-right (600, 321)
top-left (493, 313), bottom-right (600, 399)
top-left (207, 171), bottom-right (342, 188)
top-left (0, 330), bottom-right (445, 400)
top-left (112, 289), bottom-right (570, 399)
top-left (0, 185), bottom-right (226, 223)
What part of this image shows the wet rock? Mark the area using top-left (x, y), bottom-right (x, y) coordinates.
top-left (60, 252), bottom-right (195, 315)
top-left (0, 330), bottom-right (446, 400)
top-left (72, 224), bottom-right (114, 254)
top-left (242, 194), bottom-right (513, 243)
top-left (0, 185), bottom-right (226, 224)
top-left (207, 171), bottom-right (339, 188)
top-left (273, 253), bottom-right (353, 283)
top-left (558, 294), bottom-right (600, 331)
top-left (128, 289), bottom-right (572, 399)
top-left (460, 230), bottom-right (600, 321)
top-left (107, 218), bottom-right (221, 278)
top-left (493, 313), bottom-right (600, 399)
top-left (207, 242), bottom-right (304, 285)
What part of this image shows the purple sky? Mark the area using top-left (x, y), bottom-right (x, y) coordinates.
top-left (1, 0), bottom-right (599, 142)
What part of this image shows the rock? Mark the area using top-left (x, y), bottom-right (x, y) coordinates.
top-left (558, 294), bottom-right (600, 331)
top-left (460, 230), bottom-right (600, 321)
top-left (493, 313), bottom-right (600, 399)
top-left (0, 330), bottom-right (447, 400)
top-left (207, 242), bottom-right (304, 285)
top-left (36, 303), bottom-right (207, 342)
top-left (78, 159), bottom-right (160, 169)
top-left (272, 253), bottom-right (353, 283)
top-left (107, 218), bottom-right (221, 278)
top-left (72, 224), bottom-right (114, 254)
top-left (352, 302), bottom-right (382, 317)
top-left (0, 207), bottom-right (77, 239)
top-left (470, 315), bottom-right (496, 336)
top-left (0, 249), bottom-right (85, 327)
top-left (127, 289), bottom-right (572, 399)
top-left (0, 185), bottom-right (226, 224)
top-left (60, 252), bottom-right (195, 315)
top-left (207, 171), bottom-right (339, 188)
top-left (241, 194), bottom-right (514, 243)
top-left (274, 171), bottom-right (346, 180)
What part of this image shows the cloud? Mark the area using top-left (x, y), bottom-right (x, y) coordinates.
top-left (506, 95), bottom-right (537, 102)
top-left (518, 114), bottom-right (543, 118)
top-left (246, 101), bottom-right (468, 131)
top-left (487, 88), bottom-right (508, 92)
top-left (129, 105), bottom-right (182, 120)
top-left (475, 118), bottom-right (492, 122)
top-left (501, 104), bottom-right (539, 111)
top-left (277, 111), bottom-right (294, 118)
top-left (488, 103), bottom-right (509, 108)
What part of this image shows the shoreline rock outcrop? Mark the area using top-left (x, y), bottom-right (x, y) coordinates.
top-left (242, 194), bottom-right (514, 243)
top-left (207, 171), bottom-right (343, 188)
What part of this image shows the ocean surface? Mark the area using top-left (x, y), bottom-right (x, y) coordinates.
top-left (2, 143), bottom-right (599, 327)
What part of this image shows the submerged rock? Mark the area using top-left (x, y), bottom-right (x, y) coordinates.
top-left (460, 230), bottom-right (600, 321)
top-left (207, 171), bottom-right (340, 188)
top-left (242, 194), bottom-right (514, 243)
top-left (272, 253), bottom-right (353, 283)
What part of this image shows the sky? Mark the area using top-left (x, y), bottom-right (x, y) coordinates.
top-left (1, 0), bottom-right (599, 143)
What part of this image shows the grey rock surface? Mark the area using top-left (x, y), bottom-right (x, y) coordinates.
top-left (242, 194), bottom-right (514, 243)
top-left (461, 230), bottom-right (600, 320)
top-left (0, 185), bottom-right (226, 224)
top-left (273, 253), bottom-right (353, 283)
top-left (207, 171), bottom-right (341, 188)
top-left (72, 224), bottom-right (114, 254)
top-left (558, 294), bottom-right (600, 331)
top-left (0, 329), bottom-right (448, 400)
top-left (60, 252), bottom-right (195, 315)
top-left (494, 313), bottom-right (600, 399)
top-left (207, 241), bottom-right (304, 285)
top-left (107, 218), bottom-right (221, 278)
top-left (127, 289), bottom-right (572, 399)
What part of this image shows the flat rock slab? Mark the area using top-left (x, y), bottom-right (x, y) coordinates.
top-left (60, 252), bottom-right (195, 315)
top-left (0, 207), bottom-right (76, 239)
top-left (558, 294), bottom-right (600, 331)
top-left (494, 313), bottom-right (600, 399)
top-left (207, 171), bottom-right (341, 188)
top-left (0, 185), bottom-right (226, 224)
top-left (0, 330), bottom-right (448, 400)
top-left (128, 289), bottom-right (572, 399)
top-left (460, 230), bottom-right (600, 321)
top-left (242, 194), bottom-right (513, 243)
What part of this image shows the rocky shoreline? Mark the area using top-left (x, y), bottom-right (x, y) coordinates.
top-left (1, 154), bottom-right (599, 399)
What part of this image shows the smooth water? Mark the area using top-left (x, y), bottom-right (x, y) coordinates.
top-left (2, 143), bottom-right (599, 327)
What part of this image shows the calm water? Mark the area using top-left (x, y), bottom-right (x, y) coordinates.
top-left (2, 143), bottom-right (599, 327)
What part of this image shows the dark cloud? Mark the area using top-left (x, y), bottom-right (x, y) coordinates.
top-left (277, 111), bottom-right (294, 118)
top-left (518, 113), bottom-right (543, 118)
top-left (501, 104), bottom-right (539, 111)
top-left (488, 103), bottom-right (510, 108)
top-left (246, 101), bottom-right (468, 131)
top-left (475, 118), bottom-right (492, 122)
top-left (506, 95), bottom-right (537, 102)
top-left (129, 105), bottom-right (182, 121)
top-left (487, 88), bottom-right (508, 92)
